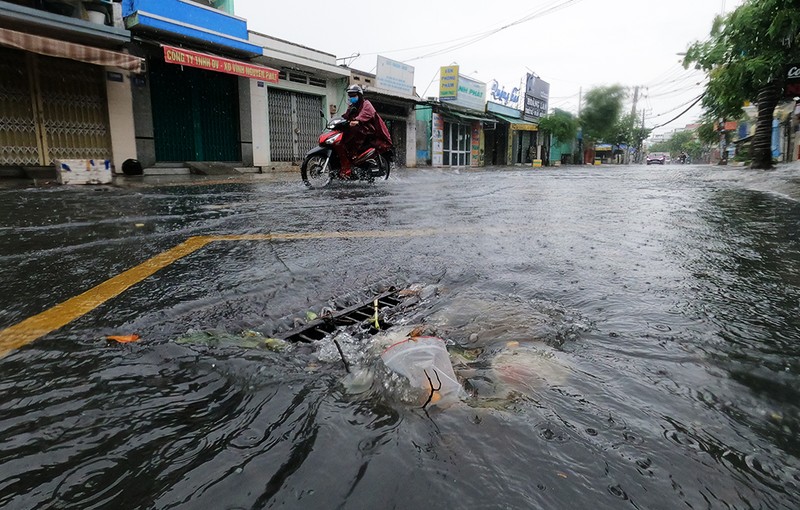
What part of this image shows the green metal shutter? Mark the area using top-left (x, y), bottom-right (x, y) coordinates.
top-left (150, 61), bottom-right (240, 162)
top-left (197, 69), bottom-right (240, 161)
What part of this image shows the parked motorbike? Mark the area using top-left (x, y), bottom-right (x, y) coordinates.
top-left (301, 117), bottom-right (392, 188)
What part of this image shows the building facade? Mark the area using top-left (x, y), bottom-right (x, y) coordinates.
top-left (123, 0), bottom-right (275, 171)
top-left (486, 101), bottom-right (538, 166)
top-left (350, 60), bottom-right (419, 168)
top-left (248, 32), bottom-right (349, 169)
top-left (0, 0), bottom-right (141, 175)
top-left (422, 66), bottom-right (493, 167)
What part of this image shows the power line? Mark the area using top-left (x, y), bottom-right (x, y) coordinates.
top-left (646, 71), bottom-right (705, 92)
top-left (646, 84), bottom-right (705, 99)
top-left (648, 94), bottom-right (704, 118)
top-left (649, 94), bottom-right (705, 130)
top-left (362, 0), bottom-right (568, 57)
top-left (386, 0), bottom-right (585, 63)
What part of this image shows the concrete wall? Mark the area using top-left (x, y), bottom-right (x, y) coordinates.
top-left (105, 68), bottom-right (137, 173)
top-left (405, 108), bottom-right (417, 167)
top-left (250, 79), bottom-right (269, 167)
top-left (130, 68), bottom-right (156, 167)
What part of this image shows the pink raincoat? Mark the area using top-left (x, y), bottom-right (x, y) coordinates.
top-left (342, 99), bottom-right (393, 158)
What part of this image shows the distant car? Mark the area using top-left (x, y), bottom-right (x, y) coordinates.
top-left (646, 152), bottom-right (667, 165)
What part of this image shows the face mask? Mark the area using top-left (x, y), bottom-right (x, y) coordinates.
top-left (349, 96), bottom-right (359, 104)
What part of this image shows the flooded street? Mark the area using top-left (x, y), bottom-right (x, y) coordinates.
top-left (1, 165), bottom-right (799, 509)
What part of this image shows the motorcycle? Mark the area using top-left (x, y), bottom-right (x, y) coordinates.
top-left (300, 117), bottom-right (393, 188)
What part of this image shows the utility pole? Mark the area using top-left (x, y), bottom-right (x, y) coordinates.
top-left (638, 107), bottom-right (646, 164)
top-left (718, 117), bottom-right (728, 165)
top-left (577, 86), bottom-right (583, 164)
top-left (631, 85), bottom-right (639, 117)
top-left (626, 86), bottom-right (640, 164)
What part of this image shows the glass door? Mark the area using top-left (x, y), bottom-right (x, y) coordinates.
top-left (442, 122), bottom-right (473, 166)
top-left (443, 122), bottom-right (451, 166)
top-left (457, 124), bottom-right (468, 166)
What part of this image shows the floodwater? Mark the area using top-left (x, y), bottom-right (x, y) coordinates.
top-left (1, 164), bottom-right (799, 509)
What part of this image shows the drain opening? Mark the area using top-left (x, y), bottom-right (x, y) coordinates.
top-left (279, 290), bottom-right (403, 343)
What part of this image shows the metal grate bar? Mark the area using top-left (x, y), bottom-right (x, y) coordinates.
top-left (280, 290), bottom-right (399, 343)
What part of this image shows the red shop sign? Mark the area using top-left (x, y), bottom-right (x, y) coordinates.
top-left (163, 45), bottom-right (279, 83)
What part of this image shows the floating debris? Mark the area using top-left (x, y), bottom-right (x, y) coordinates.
top-left (380, 334), bottom-right (464, 409)
top-left (491, 345), bottom-right (571, 394)
top-left (175, 329), bottom-right (291, 352)
top-left (107, 334), bottom-right (141, 343)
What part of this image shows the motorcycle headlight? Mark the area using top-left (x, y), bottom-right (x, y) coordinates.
top-left (325, 132), bottom-right (343, 145)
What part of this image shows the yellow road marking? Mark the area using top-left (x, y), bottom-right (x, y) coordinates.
top-left (0, 236), bottom-right (211, 357)
top-left (0, 227), bottom-right (476, 357)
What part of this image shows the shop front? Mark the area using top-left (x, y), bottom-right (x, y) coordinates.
top-left (429, 108), bottom-right (493, 167)
top-left (486, 102), bottom-right (541, 166)
top-left (0, 3), bottom-right (140, 172)
top-left (427, 67), bottom-right (490, 167)
top-left (442, 119), bottom-right (472, 166)
top-left (349, 57), bottom-right (420, 167)
top-left (488, 114), bottom-right (538, 165)
top-left (147, 48), bottom-right (247, 162)
top-left (512, 128), bottom-right (539, 165)
top-left (265, 88), bottom-right (324, 164)
top-left (520, 73), bottom-right (548, 166)
top-left (366, 96), bottom-right (413, 166)
top-left (248, 32), bottom-right (349, 168)
top-left (124, 0), bottom-right (276, 168)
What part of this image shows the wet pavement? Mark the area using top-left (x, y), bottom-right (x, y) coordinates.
top-left (1, 163), bottom-right (799, 509)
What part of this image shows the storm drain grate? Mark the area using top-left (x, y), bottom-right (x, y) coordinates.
top-left (279, 290), bottom-right (402, 343)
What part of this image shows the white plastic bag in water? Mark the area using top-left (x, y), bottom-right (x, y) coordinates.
top-left (380, 336), bottom-right (464, 407)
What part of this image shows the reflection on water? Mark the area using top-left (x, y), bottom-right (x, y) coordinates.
top-left (2, 166), bottom-right (800, 508)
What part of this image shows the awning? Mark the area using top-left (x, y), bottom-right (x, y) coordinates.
top-left (0, 28), bottom-right (143, 72)
top-left (491, 113), bottom-right (538, 131)
top-left (444, 111), bottom-right (497, 125)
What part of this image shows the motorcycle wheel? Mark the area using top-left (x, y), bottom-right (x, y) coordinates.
top-left (379, 154), bottom-right (391, 180)
top-left (301, 155), bottom-right (332, 188)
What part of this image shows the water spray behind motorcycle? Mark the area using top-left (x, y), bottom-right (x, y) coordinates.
top-left (301, 117), bottom-right (393, 189)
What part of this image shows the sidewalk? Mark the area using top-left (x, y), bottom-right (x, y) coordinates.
top-left (0, 168), bottom-right (301, 190)
top-left (116, 169), bottom-right (300, 188)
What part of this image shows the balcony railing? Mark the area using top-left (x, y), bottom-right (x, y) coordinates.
top-left (3, 0), bottom-right (119, 27)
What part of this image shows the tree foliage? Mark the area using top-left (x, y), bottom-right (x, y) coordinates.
top-left (683, 0), bottom-right (800, 168)
top-left (610, 113), bottom-right (636, 147)
top-left (696, 118), bottom-right (721, 146)
top-left (538, 109), bottom-right (579, 143)
top-left (610, 114), bottom-right (651, 152)
top-left (579, 85), bottom-right (627, 143)
top-left (649, 130), bottom-right (706, 159)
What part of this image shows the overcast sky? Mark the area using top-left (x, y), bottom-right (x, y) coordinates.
top-left (234, 0), bottom-right (744, 135)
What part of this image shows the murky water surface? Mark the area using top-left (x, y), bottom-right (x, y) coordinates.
top-left (1, 166), bottom-right (800, 509)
